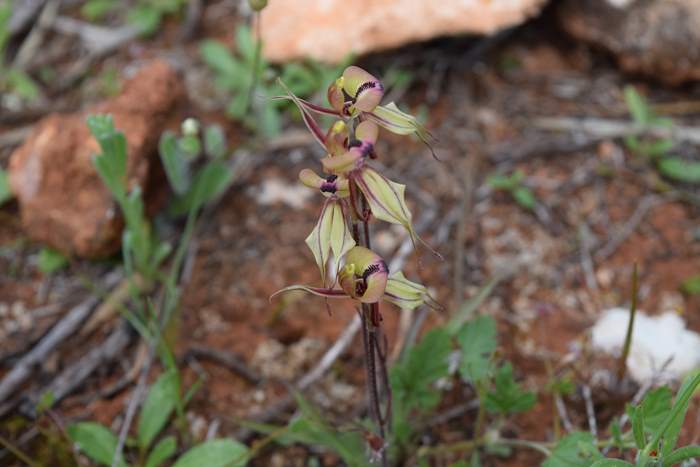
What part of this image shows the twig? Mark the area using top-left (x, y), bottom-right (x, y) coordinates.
top-left (582, 384), bottom-right (597, 438)
top-left (578, 223), bottom-right (599, 292)
top-left (534, 116), bottom-right (700, 145)
top-left (12, 0), bottom-right (59, 70)
top-left (0, 126), bottom-right (32, 150)
top-left (554, 394), bottom-right (574, 433)
top-left (0, 271), bottom-right (121, 403)
top-left (51, 17), bottom-right (140, 56)
top-left (19, 321), bottom-right (132, 417)
top-left (595, 195), bottom-right (659, 260)
top-left (8, 0), bottom-right (45, 35)
top-left (186, 345), bottom-right (262, 385)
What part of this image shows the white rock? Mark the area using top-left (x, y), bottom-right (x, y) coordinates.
top-left (591, 307), bottom-right (700, 384)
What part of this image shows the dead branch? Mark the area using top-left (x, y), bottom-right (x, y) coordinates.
top-left (186, 345), bottom-right (262, 385)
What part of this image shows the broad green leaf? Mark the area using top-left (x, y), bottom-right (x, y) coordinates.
top-left (0, 1), bottom-right (11, 54)
top-left (67, 422), bottom-right (125, 467)
top-left (172, 439), bottom-right (248, 467)
top-left (144, 436), bottom-right (177, 467)
top-left (88, 115), bottom-right (127, 200)
top-left (137, 370), bottom-right (179, 450)
top-left (624, 86), bottom-right (651, 126)
top-left (657, 157), bottom-right (700, 184)
top-left (487, 174), bottom-right (516, 191)
top-left (663, 445), bottom-right (700, 466)
top-left (391, 328), bottom-right (451, 444)
top-left (182, 161), bottom-right (232, 211)
top-left (513, 186), bottom-right (536, 210)
top-left (640, 387), bottom-right (672, 435)
top-left (286, 417), bottom-right (369, 467)
top-left (543, 432), bottom-right (603, 467)
top-left (159, 131), bottom-right (189, 195)
top-left (626, 404), bottom-right (646, 449)
top-left (235, 24), bottom-right (257, 63)
top-left (204, 124), bottom-right (227, 160)
top-left (457, 315), bottom-right (497, 383)
top-left (0, 168), bottom-right (13, 206)
top-left (483, 363), bottom-right (536, 414)
top-left (37, 248), bottom-right (68, 274)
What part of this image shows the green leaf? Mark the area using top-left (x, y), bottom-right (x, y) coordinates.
top-left (391, 327), bottom-right (451, 444)
top-left (172, 439), bottom-right (248, 467)
top-left (144, 436), bottom-right (177, 467)
top-left (487, 174), bottom-right (516, 190)
top-left (663, 445), bottom-right (700, 466)
top-left (640, 387), bottom-right (672, 435)
top-left (457, 315), bottom-right (497, 383)
top-left (88, 114), bottom-right (128, 200)
top-left (483, 363), bottom-right (536, 414)
top-left (137, 370), bottom-right (179, 450)
top-left (681, 275), bottom-right (700, 295)
top-left (67, 422), bottom-right (125, 467)
top-left (159, 131), bottom-right (190, 195)
top-left (512, 186), bottom-right (536, 210)
top-left (204, 125), bottom-right (227, 160)
top-left (6, 68), bottom-right (40, 101)
top-left (127, 4), bottom-right (162, 35)
top-left (543, 432), bottom-right (603, 467)
top-left (627, 404), bottom-right (646, 449)
top-left (81, 0), bottom-right (116, 21)
top-left (0, 1), bottom-right (12, 54)
top-left (589, 460), bottom-right (634, 466)
top-left (200, 40), bottom-right (246, 85)
top-left (234, 24), bottom-right (257, 63)
top-left (37, 248), bottom-right (68, 274)
top-left (0, 168), bottom-right (13, 206)
top-left (624, 86), bottom-right (652, 126)
top-left (657, 156), bottom-right (700, 183)
top-left (174, 161), bottom-right (232, 213)
top-left (657, 372), bottom-right (700, 457)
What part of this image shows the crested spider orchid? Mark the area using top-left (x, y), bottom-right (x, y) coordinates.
top-left (272, 65), bottom-right (441, 464)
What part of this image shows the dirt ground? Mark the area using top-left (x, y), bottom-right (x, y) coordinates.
top-left (2, 3), bottom-right (700, 466)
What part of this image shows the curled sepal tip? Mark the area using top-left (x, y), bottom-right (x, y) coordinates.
top-left (368, 102), bottom-right (438, 160)
top-left (384, 271), bottom-right (443, 311)
top-left (270, 285), bottom-right (348, 302)
top-left (305, 198), bottom-right (355, 285)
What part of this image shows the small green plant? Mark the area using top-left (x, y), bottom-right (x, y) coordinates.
top-left (487, 170), bottom-right (537, 211)
top-left (0, 1), bottom-right (40, 102)
top-left (67, 367), bottom-right (248, 467)
top-left (200, 25), bottom-right (353, 137)
top-left (80, 0), bottom-right (185, 35)
top-left (624, 86), bottom-right (700, 184)
top-left (37, 248), bottom-right (68, 274)
top-left (681, 275), bottom-right (700, 295)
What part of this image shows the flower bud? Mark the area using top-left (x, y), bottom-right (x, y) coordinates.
top-left (249, 0), bottom-right (268, 11)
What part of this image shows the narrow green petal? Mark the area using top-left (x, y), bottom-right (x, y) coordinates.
top-left (384, 271), bottom-right (442, 311)
top-left (305, 200), bottom-right (334, 283)
top-left (369, 102), bottom-right (437, 159)
top-left (328, 202), bottom-right (355, 278)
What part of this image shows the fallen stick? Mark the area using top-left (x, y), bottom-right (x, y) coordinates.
top-left (534, 116), bottom-right (700, 145)
top-left (186, 345), bottom-right (262, 386)
top-left (19, 321), bottom-right (132, 417)
top-left (0, 271), bottom-right (121, 404)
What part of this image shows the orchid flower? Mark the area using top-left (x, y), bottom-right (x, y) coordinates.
top-left (272, 246), bottom-right (439, 311)
top-left (277, 66), bottom-right (435, 157)
top-left (298, 169), bottom-right (355, 286)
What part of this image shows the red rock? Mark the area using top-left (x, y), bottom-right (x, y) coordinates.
top-left (259, 0), bottom-right (548, 63)
top-left (559, 0), bottom-right (700, 85)
top-left (9, 60), bottom-right (184, 258)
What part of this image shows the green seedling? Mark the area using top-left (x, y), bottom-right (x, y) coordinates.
top-left (37, 248), bottom-right (68, 274)
top-left (0, 1), bottom-right (40, 101)
top-left (487, 170), bottom-right (537, 211)
top-left (624, 86), bottom-right (700, 184)
top-left (81, 0), bottom-right (186, 35)
top-left (0, 168), bottom-right (12, 206)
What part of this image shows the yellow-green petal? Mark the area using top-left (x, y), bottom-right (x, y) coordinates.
top-left (384, 271), bottom-right (441, 311)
